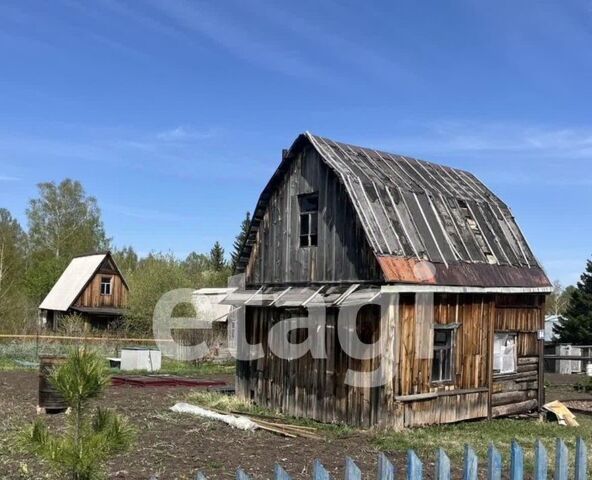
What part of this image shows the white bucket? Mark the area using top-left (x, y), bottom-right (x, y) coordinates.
top-left (586, 363), bottom-right (592, 377)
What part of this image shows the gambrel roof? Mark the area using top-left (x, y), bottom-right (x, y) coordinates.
top-left (237, 133), bottom-right (551, 290)
top-left (39, 252), bottom-right (127, 312)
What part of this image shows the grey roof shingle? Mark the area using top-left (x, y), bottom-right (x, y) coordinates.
top-left (236, 133), bottom-right (550, 289)
top-left (305, 133), bottom-right (536, 268)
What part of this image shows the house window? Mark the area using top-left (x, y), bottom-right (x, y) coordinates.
top-left (100, 276), bottom-right (112, 296)
top-left (299, 193), bottom-right (318, 247)
top-left (493, 333), bottom-right (517, 375)
top-left (432, 328), bottom-right (454, 383)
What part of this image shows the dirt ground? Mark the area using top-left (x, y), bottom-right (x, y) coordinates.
top-left (0, 371), bottom-right (393, 480)
top-left (2, 370), bottom-right (592, 479)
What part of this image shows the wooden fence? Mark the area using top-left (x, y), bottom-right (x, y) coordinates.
top-left (196, 438), bottom-right (587, 479)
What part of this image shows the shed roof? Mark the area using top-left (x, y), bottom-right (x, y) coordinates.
top-left (237, 133), bottom-right (551, 290)
top-left (39, 252), bottom-right (121, 312)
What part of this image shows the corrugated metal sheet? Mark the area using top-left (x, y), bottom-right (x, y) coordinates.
top-left (377, 256), bottom-right (550, 288)
top-left (221, 285), bottom-right (379, 307)
top-left (39, 253), bottom-right (107, 311)
top-left (236, 133), bottom-right (550, 289)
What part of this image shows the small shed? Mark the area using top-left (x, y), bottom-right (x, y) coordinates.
top-left (192, 288), bottom-right (237, 356)
top-left (228, 132), bottom-right (552, 428)
top-left (39, 252), bottom-right (129, 330)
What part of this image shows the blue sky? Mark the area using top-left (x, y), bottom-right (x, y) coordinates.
top-left (0, 0), bottom-right (591, 286)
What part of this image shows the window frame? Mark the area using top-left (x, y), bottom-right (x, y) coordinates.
top-left (431, 325), bottom-right (456, 385)
top-left (493, 332), bottom-right (518, 376)
top-left (100, 276), bottom-right (113, 296)
top-left (298, 192), bottom-right (319, 248)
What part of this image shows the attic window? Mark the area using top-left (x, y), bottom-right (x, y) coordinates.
top-left (100, 276), bottom-right (112, 296)
top-left (299, 193), bottom-right (318, 247)
top-left (458, 199), bottom-right (496, 264)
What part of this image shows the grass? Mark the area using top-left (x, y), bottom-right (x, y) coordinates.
top-left (0, 343), bottom-right (234, 377)
top-left (185, 390), bottom-right (356, 438)
top-left (109, 357), bottom-right (235, 376)
top-left (374, 416), bottom-right (592, 473)
top-left (0, 357), bottom-right (32, 371)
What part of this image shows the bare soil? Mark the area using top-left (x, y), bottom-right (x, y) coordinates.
top-left (3, 370), bottom-right (590, 479)
top-left (0, 371), bottom-right (392, 480)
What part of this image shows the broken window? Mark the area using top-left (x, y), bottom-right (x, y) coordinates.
top-left (432, 327), bottom-right (454, 383)
top-left (299, 193), bottom-right (318, 247)
top-left (493, 333), bottom-right (517, 374)
top-left (458, 199), bottom-right (496, 264)
top-left (100, 276), bottom-right (112, 296)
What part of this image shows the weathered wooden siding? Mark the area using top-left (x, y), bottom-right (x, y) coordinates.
top-left (491, 294), bottom-right (545, 418)
top-left (396, 293), bottom-right (492, 396)
top-left (245, 147), bottom-right (382, 286)
top-left (236, 306), bottom-right (386, 428)
top-left (237, 293), bottom-right (544, 428)
top-left (73, 260), bottom-right (128, 309)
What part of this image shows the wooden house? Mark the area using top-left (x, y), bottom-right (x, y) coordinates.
top-left (39, 252), bottom-right (129, 330)
top-left (229, 132), bottom-right (552, 428)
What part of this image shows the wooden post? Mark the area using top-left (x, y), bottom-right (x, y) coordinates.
top-left (345, 457), bottom-right (361, 480)
top-left (435, 448), bottom-right (451, 480)
top-left (487, 296), bottom-right (495, 419)
top-left (313, 459), bottom-right (330, 480)
top-left (575, 437), bottom-right (587, 480)
top-left (488, 444), bottom-right (502, 480)
top-left (463, 445), bottom-right (478, 480)
top-left (407, 450), bottom-right (423, 480)
top-left (510, 440), bottom-right (524, 480)
top-left (534, 440), bottom-right (547, 480)
top-left (382, 293), bottom-right (398, 426)
top-left (538, 295), bottom-right (545, 412)
top-left (377, 453), bottom-right (395, 480)
top-left (274, 464), bottom-right (292, 480)
top-left (236, 469), bottom-right (250, 480)
top-left (554, 439), bottom-right (568, 480)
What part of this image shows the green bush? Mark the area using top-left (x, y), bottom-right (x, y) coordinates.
top-left (574, 376), bottom-right (592, 392)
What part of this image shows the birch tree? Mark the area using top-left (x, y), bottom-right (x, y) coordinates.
top-left (26, 179), bottom-right (109, 301)
top-left (0, 209), bottom-right (27, 331)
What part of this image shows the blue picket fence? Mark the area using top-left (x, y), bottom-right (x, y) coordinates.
top-left (196, 438), bottom-right (587, 479)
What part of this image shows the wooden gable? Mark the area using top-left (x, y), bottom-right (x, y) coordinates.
top-left (72, 256), bottom-right (128, 310)
top-left (244, 146), bottom-right (382, 286)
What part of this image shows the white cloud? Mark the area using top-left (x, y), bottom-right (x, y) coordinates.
top-left (145, 0), bottom-right (335, 83)
top-left (407, 122), bottom-right (592, 156)
top-left (156, 126), bottom-right (218, 142)
top-left (356, 121), bottom-right (592, 187)
top-left (0, 175), bottom-right (21, 181)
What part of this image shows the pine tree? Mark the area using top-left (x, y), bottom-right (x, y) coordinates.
top-left (554, 259), bottom-right (592, 344)
top-left (209, 241), bottom-right (226, 272)
top-left (22, 349), bottom-right (134, 480)
top-left (231, 211), bottom-right (251, 271)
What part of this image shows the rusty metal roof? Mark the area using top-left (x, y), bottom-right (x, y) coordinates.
top-left (236, 133), bottom-right (550, 289)
top-left (376, 256), bottom-right (550, 288)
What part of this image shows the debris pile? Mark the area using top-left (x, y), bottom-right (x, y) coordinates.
top-left (542, 400), bottom-right (579, 427)
top-left (170, 402), bottom-right (321, 438)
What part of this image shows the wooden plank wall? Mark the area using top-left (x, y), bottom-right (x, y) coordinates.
top-left (73, 261), bottom-right (128, 309)
top-left (236, 293), bottom-right (544, 428)
top-left (244, 148), bottom-right (382, 286)
top-left (394, 293), bottom-right (491, 427)
top-left (491, 294), bottom-right (545, 418)
top-left (236, 306), bottom-right (387, 428)
top-left (397, 293), bottom-right (492, 396)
